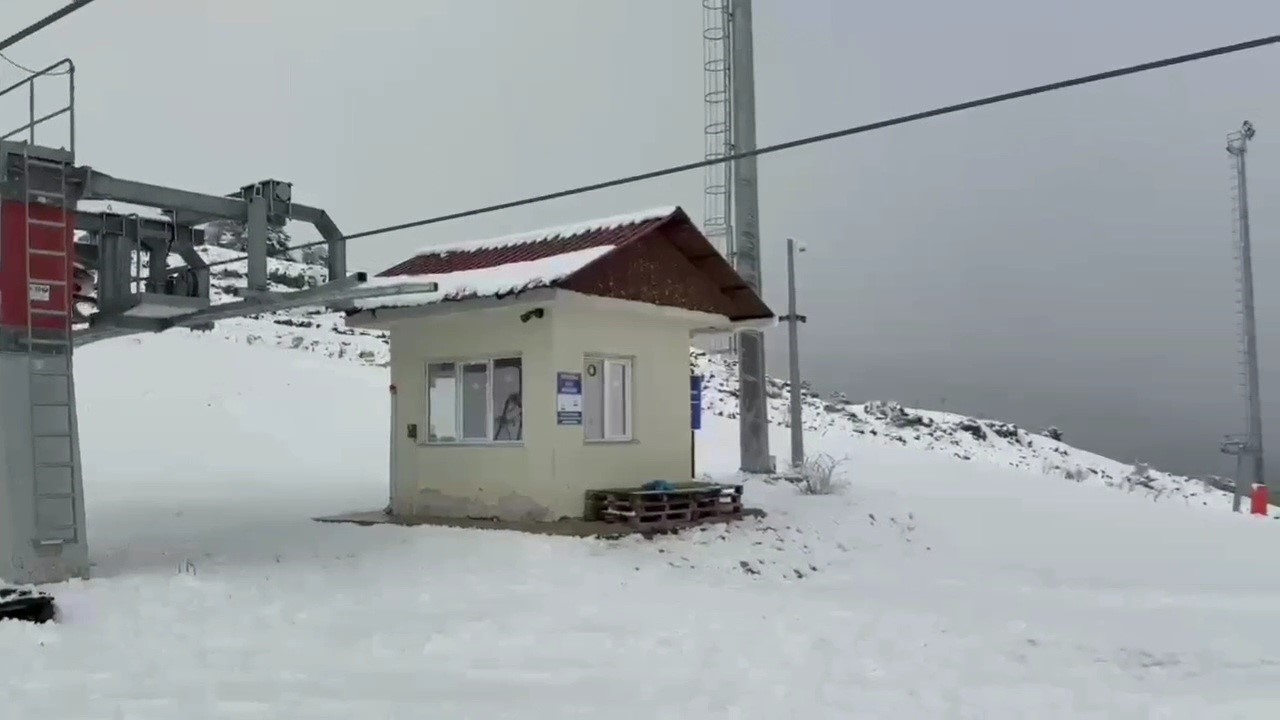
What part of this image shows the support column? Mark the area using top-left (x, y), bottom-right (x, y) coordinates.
top-left (730, 0), bottom-right (772, 473)
top-left (245, 186), bottom-right (269, 294)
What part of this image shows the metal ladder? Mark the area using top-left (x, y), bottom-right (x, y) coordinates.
top-left (22, 149), bottom-right (79, 545)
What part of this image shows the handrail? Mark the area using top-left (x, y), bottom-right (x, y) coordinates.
top-left (0, 58), bottom-right (75, 154)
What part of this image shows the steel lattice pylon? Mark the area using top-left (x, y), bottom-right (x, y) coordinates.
top-left (1222, 121), bottom-right (1267, 512)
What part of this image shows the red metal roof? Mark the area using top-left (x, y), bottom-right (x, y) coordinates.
top-left (368, 206), bottom-right (773, 322)
top-left (380, 212), bottom-right (677, 277)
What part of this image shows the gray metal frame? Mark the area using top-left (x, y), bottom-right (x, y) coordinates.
top-left (76, 170), bottom-right (347, 292)
top-left (0, 56), bottom-right (432, 584)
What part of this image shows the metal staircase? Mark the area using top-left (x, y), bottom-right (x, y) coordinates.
top-left (22, 149), bottom-right (80, 545)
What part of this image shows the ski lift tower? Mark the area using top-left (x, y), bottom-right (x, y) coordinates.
top-left (0, 61), bottom-right (434, 584)
top-left (699, 0), bottom-right (735, 356)
top-left (1221, 120), bottom-right (1267, 512)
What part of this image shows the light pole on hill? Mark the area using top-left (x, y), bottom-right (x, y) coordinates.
top-left (1223, 121), bottom-right (1267, 512)
top-left (781, 237), bottom-right (807, 470)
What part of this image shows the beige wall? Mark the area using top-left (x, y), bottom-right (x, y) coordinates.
top-left (388, 300), bottom-right (555, 520)
top-left (546, 295), bottom-right (695, 510)
top-left (387, 293), bottom-right (700, 521)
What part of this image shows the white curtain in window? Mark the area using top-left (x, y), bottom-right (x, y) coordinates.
top-left (604, 359), bottom-right (629, 439)
top-left (427, 362), bottom-right (457, 442)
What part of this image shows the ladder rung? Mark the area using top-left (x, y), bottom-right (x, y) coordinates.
top-left (30, 370), bottom-right (71, 376)
top-left (27, 190), bottom-right (66, 201)
top-left (36, 493), bottom-right (74, 500)
top-left (30, 279), bottom-right (68, 286)
top-left (36, 539), bottom-right (67, 546)
top-left (34, 433), bottom-right (72, 439)
top-left (35, 462), bottom-right (74, 469)
top-left (29, 248), bottom-right (68, 257)
top-left (29, 308), bottom-right (67, 316)
top-left (28, 218), bottom-right (67, 229)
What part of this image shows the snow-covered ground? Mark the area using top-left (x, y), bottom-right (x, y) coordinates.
top-left (694, 351), bottom-right (1275, 518)
top-left (7, 256), bottom-right (1278, 717)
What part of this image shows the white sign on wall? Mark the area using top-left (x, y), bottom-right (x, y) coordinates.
top-left (556, 371), bottom-right (583, 425)
top-left (28, 283), bottom-right (50, 303)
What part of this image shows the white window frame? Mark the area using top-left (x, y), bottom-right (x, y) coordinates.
top-left (425, 355), bottom-right (523, 445)
top-left (585, 355), bottom-right (634, 443)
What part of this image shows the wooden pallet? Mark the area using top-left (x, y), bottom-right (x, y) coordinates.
top-left (584, 482), bottom-right (744, 532)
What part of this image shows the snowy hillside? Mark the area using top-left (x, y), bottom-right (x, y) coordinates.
top-left (694, 352), bottom-right (1270, 517)
top-left (4, 319), bottom-right (1280, 716)
top-left (107, 246), bottom-right (1264, 517)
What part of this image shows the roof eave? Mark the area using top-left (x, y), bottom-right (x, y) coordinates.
top-left (345, 287), bottom-right (559, 329)
top-left (691, 314), bottom-right (777, 335)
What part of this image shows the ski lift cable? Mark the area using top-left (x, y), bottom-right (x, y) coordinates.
top-left (179, 31), bottom-right (1280, 272)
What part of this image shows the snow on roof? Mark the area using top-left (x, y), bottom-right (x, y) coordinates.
top-left (413, 205), bottom-right (678, 257)
top-left (77, 199), bottom-right (173, 222)
top-left (352, 245), bottom-right (614, 311)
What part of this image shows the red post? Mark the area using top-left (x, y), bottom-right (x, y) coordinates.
top-left (1251, 483), bottom-right (1270, 516)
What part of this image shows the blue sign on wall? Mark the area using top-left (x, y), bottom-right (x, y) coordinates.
top-left (557, 371), bottom-right (583, 425)
top-left (690, 374), bottom-right (703, 430)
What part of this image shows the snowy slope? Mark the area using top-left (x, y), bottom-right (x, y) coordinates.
top-left (694, 351), bottom-right (1272, 517)
top-left (119, 248), bottom-right (1263, 518)
top-left (0, 329), bottom-right (1277, 717)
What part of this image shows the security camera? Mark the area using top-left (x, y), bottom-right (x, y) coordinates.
top-left (520, 308), bottom-right (545, 323)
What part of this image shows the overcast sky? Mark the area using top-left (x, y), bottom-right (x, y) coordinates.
top-left (9, 0), bottom-right (1280, 480)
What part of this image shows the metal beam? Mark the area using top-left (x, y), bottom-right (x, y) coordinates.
top-left (74, 210), bottom-right (175, 241)
top-left (165, 275), bottom-right (439, 328)
top-left (245, 188), bottom-right (269, 293)
top-left (171, 227), bottom-right (211, 306)
top-left (292, 202), bottom-right (347, 280)
top-left (77, 172), bottom-right (348, 281)
top-left (79, 169), bottom-right (247, 221)
top-left (76, 278), bottom-right (438, 344)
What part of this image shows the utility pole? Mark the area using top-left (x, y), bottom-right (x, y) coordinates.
top-left (729, 0), bottom-right (772, 473)
top-left (782, 238), bottom-right (807, 469)
top-left (1223, 121), bottom-right (1266, 511)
